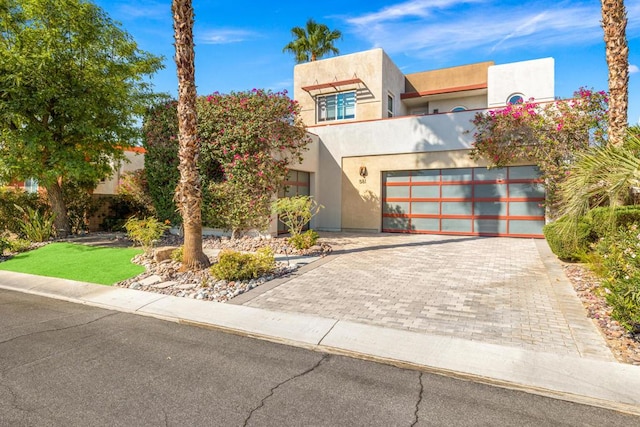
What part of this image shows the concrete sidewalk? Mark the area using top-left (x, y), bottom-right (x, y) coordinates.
top-left (1, 269), bottom-right (639, 416)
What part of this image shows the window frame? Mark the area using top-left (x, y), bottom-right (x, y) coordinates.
top-left (317, 91), bottom-right (356, 123)
top-left (387, 93), bottom-right (394, 118)
top-left (24, 178), bottom-right (38, 194)
top-left (507, 93), bottom-right (525, 105)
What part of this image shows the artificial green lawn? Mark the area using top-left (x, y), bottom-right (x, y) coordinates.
top-left (0, 242), bottom-right (144, 285)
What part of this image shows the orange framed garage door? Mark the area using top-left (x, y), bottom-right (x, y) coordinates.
top-left (382, 166), bottom-right (545, 238)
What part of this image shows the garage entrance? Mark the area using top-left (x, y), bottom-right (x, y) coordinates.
top-left (382, 165), bottom-right (545, 237)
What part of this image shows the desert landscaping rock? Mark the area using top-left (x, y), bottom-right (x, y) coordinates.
top-left (564, 264), bottom-right (640, 365)
top-left (154, 246), bottom-right (179, 263)
top-left (152, 281), bottom-right (177, 289)
top-left (138, 275), bottom-right (162, 287)
top-left (115, 234), bottom-right (328, 304)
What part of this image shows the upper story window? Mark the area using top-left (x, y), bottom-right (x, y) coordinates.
top-left (507, 93), bottom-right (525, 105)
top-left (24, 178), bottom-right (38, 194)
top-left (317, 91), bottom-right (355, 122)
top-left (387, 94), bottom-right (394, 118)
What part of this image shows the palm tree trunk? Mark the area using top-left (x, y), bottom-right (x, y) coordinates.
top-left (601, 0), bottom-right (629, 146)
top-left (172, 0), bottom-right (210, 269)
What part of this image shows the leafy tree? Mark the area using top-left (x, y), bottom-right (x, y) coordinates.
top-left (142, 101), bottom-right (182, 225)
top-left (601, 0), bottom-right (629, 146)
top-left (0, 0), bottom-right (163, 236)
top-left (198, 89), bottom-right (309, 236)
top-left (282, 19), bottom-right (342, 63)
top-left (469, 88), bottom-right (608, 214)
top-left (172, 0), bottom-right (209, 269)
top-left (143, 89), bottom-right (309, 236)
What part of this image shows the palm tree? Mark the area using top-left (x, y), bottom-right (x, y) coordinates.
top-left (601, 0), bottom-right (629, 146)
top-left (559, 129), bottom-right (640, 221)
top-left (283, 19), bottom-right (342, 63)
top-left (172, 0), bottom-right (210, 269)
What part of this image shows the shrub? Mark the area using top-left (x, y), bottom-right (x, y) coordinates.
top-left (0, 236), bottom-right (9, 255)
top-left (543, 215), bottom-right (592, 261)
top-left (273, 196), bottom-right (322, 237)
top-left (288, 229), bottom-right (320, 250)
top-left (124, 217), bottom-right (169, 255)
top-left (15, 205), bottom-right (56, 242)
top-left (587, 205), bottom-right (640, 240)
top-left (8, 238), bottom-right (32, 253)
top-left (204, 181), bottom-right (272, 237)
top-left (210, 247), bottom-right (276, 281)
top-left (594, 224), bottom-right (640, 332)
top-left (171, 246), bottom-right (184, 263)
top-left (0, 187), bottom-right (47, 234)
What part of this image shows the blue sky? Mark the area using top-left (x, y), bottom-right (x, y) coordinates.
top-left (94, 0), bottom-right (640, 124)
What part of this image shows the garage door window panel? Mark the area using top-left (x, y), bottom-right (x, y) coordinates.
top-left (411, 185), bottom-right (440, 198)
top-left (442, 201), bottom-right (473, 215)
top-left (412, 170), bottom-right (440, 182)
top-left (474, 183), bottom-right (507, 198)
top-left (509, 219), bottom-right (545, 235)
top-left (442, 168), bottom-right (472, 181)
top-left (412, 218), bottom-right (440, 231)
top-left (384, 202), bottom-right (410, 214)
top-left (411, 202), bottom-right (440, 215)
top-left (475, 201), bottom-right (506, 216)
top-left (475, 219), bottom-right (507, 234)
top-left (442, 219), bottom-right (472, 232)
top-left (442, 184), bottom-right (471, 198)
top-left (509, 183), bottom-right (545, 198)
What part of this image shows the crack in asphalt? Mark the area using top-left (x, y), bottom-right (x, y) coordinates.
top-left (0, 312), bottom-right (118, 346)
top-left (410, 372), bottom-right (424, 427)
top-left (0, 376), bottom-right (36, 415)
top-left (243, 353), bottom-right (330, 427)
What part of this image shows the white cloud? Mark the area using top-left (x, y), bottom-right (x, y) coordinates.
top-left (630, 64), bottom-right (640, 74)
top-left (197, 29), bottom-right (256, 45)
top-left (347, 0), bottom-right (484, 26)
top-left (116, 1), bottom-right (168, 20)
top-left (343, 1), bottom-right (635, 59)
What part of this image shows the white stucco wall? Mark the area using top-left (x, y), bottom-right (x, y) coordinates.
top-left (428, 95), bottom-right (487, 114)
top-left (381, 50), bottom-right (408, 117)
top-left (94, 149), bottom-right (145, 195)
top-left (309, 111), bottom-right (478, 230)
top-left (487, 57), bottom-right (555, 107)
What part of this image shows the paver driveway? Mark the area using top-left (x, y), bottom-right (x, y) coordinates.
top-left (241, 233), bottom-right (613, 361)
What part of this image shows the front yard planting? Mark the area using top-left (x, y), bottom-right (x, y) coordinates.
top-left (0, 242), bottom-right (144, 285)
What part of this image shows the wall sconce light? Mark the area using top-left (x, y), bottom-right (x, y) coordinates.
top-left (359, 166), bottom-right (368, 177)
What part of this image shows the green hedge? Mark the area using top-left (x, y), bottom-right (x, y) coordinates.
top-left (587, 205), bottom-right (640, 239)
top-left (543, 215), bottom-right (593, 261)
top-left (544, 205), bottom-right (640, 261)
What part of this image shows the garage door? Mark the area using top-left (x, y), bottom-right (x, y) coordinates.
top-left (382, 166), bottom-right (545, 237)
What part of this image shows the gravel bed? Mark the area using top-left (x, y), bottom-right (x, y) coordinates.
top-left (563, 263), bottom-right (640, 365)
top-left (114, 234), bottom-right (331, 303)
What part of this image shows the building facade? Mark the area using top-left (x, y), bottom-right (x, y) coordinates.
top-left (290, 48), bottom-right (554, 237)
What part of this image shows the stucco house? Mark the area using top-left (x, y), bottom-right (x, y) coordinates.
top-left (285, 48), bottom-right (554, 238)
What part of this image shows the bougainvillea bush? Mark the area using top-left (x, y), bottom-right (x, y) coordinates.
top-left (143, 89), bottom-right (309, 235)
top-left (469, 88), bottom-right (608, 214)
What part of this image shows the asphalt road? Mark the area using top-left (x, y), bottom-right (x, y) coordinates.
top-left (0, 288), bottom-right (638, 427)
